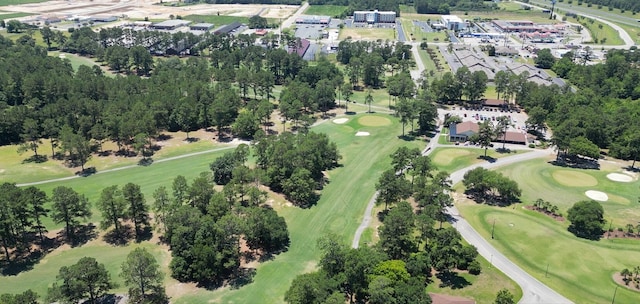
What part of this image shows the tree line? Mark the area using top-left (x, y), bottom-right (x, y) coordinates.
top-left (285, 147), bottom-right (484, 303)
top-left (577, 0), bottom-right (640, 13)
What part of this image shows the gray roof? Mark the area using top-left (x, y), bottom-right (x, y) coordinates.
top-left (190, 23), bottom-right (214, 28)
top-left (153, 19), bottom-right (191, 27)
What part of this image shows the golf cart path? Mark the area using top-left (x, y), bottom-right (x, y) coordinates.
top-left (352, 139), bottom-right (572, 303)
top-left (16, 144), bottom-right (243, 187)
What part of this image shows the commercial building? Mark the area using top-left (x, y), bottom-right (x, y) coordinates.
top-left (91, 15), bottom-right (118, 23)
top-left (353, 10), bottom-right (396, 24)
top-left (151, 19), bottom-right (191, 30)
top-left (441, 15), bottom-right (466, 31)
top-left (295, 15), bottom-right (331, 25)
top-left (492, 20), bottom-right (560, 34)
top-left (214, 22), bottom-right (243, 35)
top-left (189, 23), bottom-right (214, 31)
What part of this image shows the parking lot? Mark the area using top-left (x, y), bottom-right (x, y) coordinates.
top-left (294, 23), bottom-right (325, 39)
top-left (441, 105), bottom-right (531, 134)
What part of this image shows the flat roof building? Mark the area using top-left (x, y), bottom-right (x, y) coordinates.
top-left (190, 23), bottom-right (214, 31)
top-left (492, 20), bottom-right (559, 33)
top-left (214, 22), bottom-right (243, 35)
top-left (152, 19), bottom-right (191, 30)
top-left (295, 15), bottom-right (331, 25)
top-left (353, 10), bottom-right (396, 24)
top-left (441, 15), bottom-right (466, 31)
top-left (91, 15), bottom-right (117, 23)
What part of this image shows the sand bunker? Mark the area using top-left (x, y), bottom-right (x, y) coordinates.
top-left (333, 118), bottom-right (348, 124)
top-left (585, 190), bottom-right (608, 202)
top-left (355, 131), bottom-right (370, 136)
top-left (607, 173), bottom-right (633, 183)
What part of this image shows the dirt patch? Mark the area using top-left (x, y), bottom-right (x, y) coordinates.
top-left (358, 116), bottom-right (391, 127)
top-left (551, 170), bottom-right (598, 187)
top-left (612, 273), bottom-right (640, 291)
top-left (585, 190), bottom-right (608, 202)
top-left (524, 205), bottom-right (565, 221)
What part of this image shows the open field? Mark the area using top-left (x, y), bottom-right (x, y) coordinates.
top-left (457, 203), bottom-right (640, 304)
top-left (0, 11), bottom-right (30, 19)
top-left (0, 0), bottom-right (297, 22)
top-left (0, 130), bottom-right (237, 185)
top-left (399, 18), bottom-right (448, 43)
top-left (575, 17), bottom-right (624, 45)
top-left (430, 147), bottom-right (527, 174)
top-left (304, 5), bottom-right (347, 17)
top-left (339, 27), bottom-right (396, 40)
top-left (0, 0), bottom-right (47, 6)
top-left (496, 157), bottom-right (640, 225)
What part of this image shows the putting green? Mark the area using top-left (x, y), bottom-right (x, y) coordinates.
top-left (432, 149), bottom-right (473, 166)
top-left (551, 170), bottom-right (598, 187)
top-left (358, 116), bottom-right (392, 127)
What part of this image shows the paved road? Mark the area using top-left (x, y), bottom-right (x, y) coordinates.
top-left (279, 2), bottom-right (308, 31)
top-left (517, 0), bottom-right (635, 48)
top-left (397, 20), bottom-right (407, 42)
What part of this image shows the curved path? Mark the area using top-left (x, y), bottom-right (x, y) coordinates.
top-left (351, 136), bottom-right (572, 303)
top-left (16, 144), bottom-right (242, 187)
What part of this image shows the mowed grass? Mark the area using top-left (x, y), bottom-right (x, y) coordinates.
top-left (576, 17), bottom-right (624, 45)
top-left (399, 18), bottom-right (448, 43)
top-left (339, 27), bottom-right (396, 40)
top-left (496, 157), bottom-right (640, 225)
top-left (175, 113), bottom-right (426, 303)
top-left (457, 204), bottom-right (640, 304)
top-left (0, 241), bottom-right (170, 298)
top-left (0, 0), bottom-right (47, 5)
top-left (0, 11), bottom-right (31, 19)
top-left (304, 5), bottom-right (347, 17)
top-left (430, 147), bottom-right (527, 174)
top-left (0, 131), bottom-right (236, 184)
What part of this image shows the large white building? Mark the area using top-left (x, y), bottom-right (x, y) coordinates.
top-left (441, 15), bottom-right (466, 31)
top-left (353, 10), bottom-right (396, 24)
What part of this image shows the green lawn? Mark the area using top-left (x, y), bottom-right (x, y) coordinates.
top-left (0, 12), bottom-right (31, 19)
top-left (0, 133), bottom-right (235, 185)
top-left (496, 157), bottom-right (640, 225)
top-left (350, 88), bottom-right (395, 109)
top-left (576, 17), bottom-right (624, 45)
top-left (457, 204), bottom-right (640, 304)
top-left (0, 0), bottom-right (47, 5)
top-left (304, 5), bottom-right (347, 17)
top-left (430, 147), bottom-right (527, 174)
top-left (399, 18), bottom-right (448, 43)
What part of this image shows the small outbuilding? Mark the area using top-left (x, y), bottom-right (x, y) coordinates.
top-left (449, 121), bottom-right (479, 142)
top-left (190, 23), bottom-right (214, 31)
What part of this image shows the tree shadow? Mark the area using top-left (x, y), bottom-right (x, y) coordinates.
top-left (477, 155), bottom-right (496, 163)
top-left (345, 111), bottom-right (357, 115)
top-left (436, 271), bottom-right (471, 289)
top-left (185, 137), bottom-right (200, 143)
top-left (624, 166), bottom-right (639, 172)
top-left (22, 154), bottom-right (48, 164)
top-left (377, 209), bottom-right (390, 222)
top-left (115, 149), bottom-right (138, 157)
top-left (135, 226), bottom-right (153, 243)
top-left (98, 150), bottom-right (113, 157)
top-left (75, 167), bottom-right (97, 177)
top-left (94, 293), bottom-right (126, 304)
top-left (103, 225), bottom-right (135, 246)
top-left (155, 133), bottom-right (173, 141)
top-left (229, 267), bottom-right (256, 289)
top-left (0, 234), bottom-right (65, 276)
top-left (69, 223), bottom-right (98, 247)
top-left (138, 157), bottom-right (154, 166)
top-left (549, 156), bottom-right (600, 170)
top-left (398, 134), bottom-right (416, 141)
top-left (495, 147), bottom-right (513, 154)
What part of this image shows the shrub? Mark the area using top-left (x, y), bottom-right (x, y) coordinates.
top-left (468, 260), bottom-right (482, 275)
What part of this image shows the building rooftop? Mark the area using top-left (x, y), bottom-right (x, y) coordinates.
top-left (153, 19), bottom-right (191, 27)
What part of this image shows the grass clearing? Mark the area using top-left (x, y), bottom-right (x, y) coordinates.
top-left (0, 11), bottom-right (31, 19)
top-left (339, 27), bottom-right (396, 40)
top-left (0, 0), bottom-right (47, 5)
top-left (575, 17), bottom-right (624, 45)
top-left (399, 18), bottom-right (448, 43)
top-left (350, 88), bottom-right (394, 109)
top-left (457, 203), bottom-right (640, 304)
top-left (304, 5), bottom-right (347, 17)
top-left (495, 157), bottom-right (640, 225)
top-left (430, 147), bottom-right (527, 174)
